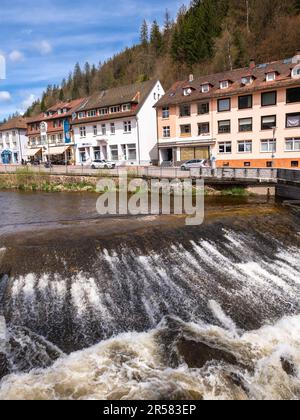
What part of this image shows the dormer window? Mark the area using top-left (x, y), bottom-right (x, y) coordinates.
top-left (201, 84), bottom-right (210, 93)
top-left (220, 80), bottom-right (229, 90)
top-left (292, 65), bottom-right (300, 79)
top-left (57, 109), bottom-right (62, 115)
top-left (241, 76), bottom-right (254, 86)
top-left (183, 88), bottom-right (193, 96)
top-left (87, 110), bottom-right (97, 117)
top-left (78, 112), bottom-right (86, 119)
top-left (266, 72), bottom-right (276, 82)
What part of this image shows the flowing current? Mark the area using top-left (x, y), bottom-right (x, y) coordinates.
top-left (0, 191), bottom-right (299, 400)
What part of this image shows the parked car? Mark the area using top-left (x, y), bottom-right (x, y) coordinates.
top-left (91, 160), bottom-right (116, 170)
top-left (181, 159), bottom-right (209, 171)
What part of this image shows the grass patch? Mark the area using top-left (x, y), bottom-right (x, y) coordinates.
top-left (220, 187), bottom-right (248, 196)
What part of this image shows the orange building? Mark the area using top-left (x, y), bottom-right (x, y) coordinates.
top-left (155, 51), bottom-right (300, 169)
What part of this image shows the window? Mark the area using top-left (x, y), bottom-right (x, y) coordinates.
top-left (261, 115), bottom-right (276, 130)
top-left (94, 147), bottom-right (101, 160)
top-left (218, 120), bottom-right (231, 134)
top-left (261, 139), bottom-right (276, 153)
top-left (110, 145), bottom-right (118, 160)
top-left (219, 142), bottom-right (232, 154)
top-left (110, 106), bottom-right (120, 114)
top-left (93, 125), bottom-right (98, 136)
top-left (220, 80), bottom-right (229, 89)
top-left (244, 162), bottom-right (251, 167)
top-left (241, 76), bottom-right (253, 85)
top-left (128, 144), bottom-right (137, 160)
top-left (87, 110), bottom-right (97, 117)
top-left (201, 84), bottom-right (210, 93)
top-left (58, 133), bottom-right (63, 142)
top-left (238, 140), bottom-right (252, 153)
top-left (180, 124), bottom-right (191, 136)
top-left (198, 123), bottom-right (210, 135)
top-left (198, 102), bottom-right (209, 115)
top-left (266, 161), bottom-right (273, 168)
top-left (162, 107), bottom-right (170, 119)
top-left (286, 113), bottom-right (300, 128)
top-left (266, 72), bottom-right (276, 82)
top-left (79, 148), bottom-right (86, 163)
top-left (99, 108), bottom-right (108, 115)
top-left (285, 138), bottom-right (300, 152)
top-left (124, 121), bottom-right (132, 133)
top-left (238, 95), bottom-right (252, 109)
top-left (78, 112), bottom-right (85, 119)
top-left (183, 88), bottom-right (192, 96)
top-left (218, 98), bottom-right (231, 112)
top-left (291, 161), bottom-right (299, 168)
top-left (110, 123), bottom-right (116, 135)
top-left (180, 104), bottom-right (191, 117)
top-left (287, 87), bottom-right (300, 103)
top-left (261, 91), bottom-right (277, 107)
top-left (163, 126), bottom-right (171, 138)
top-left (122, 104), bottom-right (131, 112)
top-left (239, 118), bottom-right (253, 132)
top-left (101, 124), bottom-right (106, 136)
top-left (80, 126), bottom-right (86, 138)
top-left (292, 66), bottom-right (300, 78)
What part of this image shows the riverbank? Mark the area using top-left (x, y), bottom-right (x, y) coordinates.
top-left (0, 170), bottom-right (272, 196)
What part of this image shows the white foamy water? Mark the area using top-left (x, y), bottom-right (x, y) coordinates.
top-left (0, 306), bottom-right (299, 401)
top-left (1, 228), bottom-right (300, 399)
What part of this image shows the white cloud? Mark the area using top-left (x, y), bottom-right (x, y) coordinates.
top-left (21, 94), bottom-right (36, 110)
top-left (0, 91), bottom-right (12, 102)
top-left (35, 40), bottom-right (52, 55)
top-left (9, 50), bottom-right (24, 62)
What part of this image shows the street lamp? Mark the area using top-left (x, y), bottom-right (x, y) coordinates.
top-left (271, 126), bottom-right (277, 168)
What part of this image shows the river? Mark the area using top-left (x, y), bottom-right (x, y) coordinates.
top-left (0, 191), bottom-right (299, 400)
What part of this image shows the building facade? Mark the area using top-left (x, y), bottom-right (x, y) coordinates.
top-left (72, 80), bottom-right (164, 165)
top-left (155, 51), bottom-right (300, 168)
top-left (26, 98), bottom-right (86, 163)
top-left (0, 117), bottom-right (28, 164)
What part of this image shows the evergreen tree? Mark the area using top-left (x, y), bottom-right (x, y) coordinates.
top-left (150, 20), bottom-right (163, 54)
top-left (140, 20), bottom-right (149, 47)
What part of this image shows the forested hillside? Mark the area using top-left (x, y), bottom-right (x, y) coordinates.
top-left (25, 0), bottom-right (300, 117)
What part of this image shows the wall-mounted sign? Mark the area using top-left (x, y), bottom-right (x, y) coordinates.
top-left (64, 119), bottom-right (71, 144)
top-left (40, 121), bottom-right (48, 135)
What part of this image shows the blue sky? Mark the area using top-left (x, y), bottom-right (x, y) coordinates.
top-left (0, 0), bottom-right (190, 119)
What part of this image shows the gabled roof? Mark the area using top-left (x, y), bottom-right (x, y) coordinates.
top-left (0, 117), bottom-right (28, 131)
top-left (155, 58), bottom-right (300, 107)
top-left (79, 79), bottom-right (157, 111)
top-left (27, 98), bottom-right (86, 124)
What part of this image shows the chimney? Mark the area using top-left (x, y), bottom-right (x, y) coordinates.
top-left (189, 74), bottom-right (194, 83)
top-left (249, 59), bottom-right (256, 69)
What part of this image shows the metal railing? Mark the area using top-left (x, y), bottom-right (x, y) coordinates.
top-left (0, 164), bottom-right (279, 181)
top-left (277, 169), bottom-right (300, 183)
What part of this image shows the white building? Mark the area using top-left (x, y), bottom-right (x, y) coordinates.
top-left (72, 80), bottom-right (164, 165)
top-left (0, 117), bottom-right (28, 164)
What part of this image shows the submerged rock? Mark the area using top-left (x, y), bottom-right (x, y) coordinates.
top-left (281, 357), bottom-right (297, 377)
top-left (0, 353), bottom-right (9, 380)
top-left (177, 338), bottom-right (238, 368)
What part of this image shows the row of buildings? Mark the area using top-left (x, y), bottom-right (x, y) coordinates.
top-left (1, 50), bottom-right (300, 168)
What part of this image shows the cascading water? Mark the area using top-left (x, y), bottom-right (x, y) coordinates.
top-left (0, 191), bottom-right (299, 400)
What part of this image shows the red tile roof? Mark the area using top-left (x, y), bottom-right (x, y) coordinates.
top-left (155, 58), bottom-right (300, 107)
top-left (0, 117), bottom-right (28, 131)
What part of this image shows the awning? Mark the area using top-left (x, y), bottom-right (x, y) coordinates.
top-left (26, 148), bottom-right (42, 157)
top-left (49, 146), bottom-right (70, 156)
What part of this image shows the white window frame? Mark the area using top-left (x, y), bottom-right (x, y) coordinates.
top-left (220, 80), bottom-right (229, 90)
top-left (285, 137), bottom-right (300, 152)
top-left (110, 123), bottom-right (116, 135)
top-left (201, 84), bottom-right (210, 93)
top-left (78, 112), bottom-right (86, 119)
top-left (266, 72), bottom-right (276, 82)
top-left (124, 121), bottom-right (132, 133)
top-left (260, 139), bottom-right (276, 153)
top-left (163, 126), bottom-right (171, 138)
top-left (218, 142), bottom-right (232, 154)
top-left (238, 140), bottom-right (252, 153)
top-left (87, 110), bottom-right (97, 117)
top-left (162, 107), bottom-right (170, 119)
top-left (80, 126), bottom-right (86, 138)
top-left (93, 125), bottom-right (98, 136)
